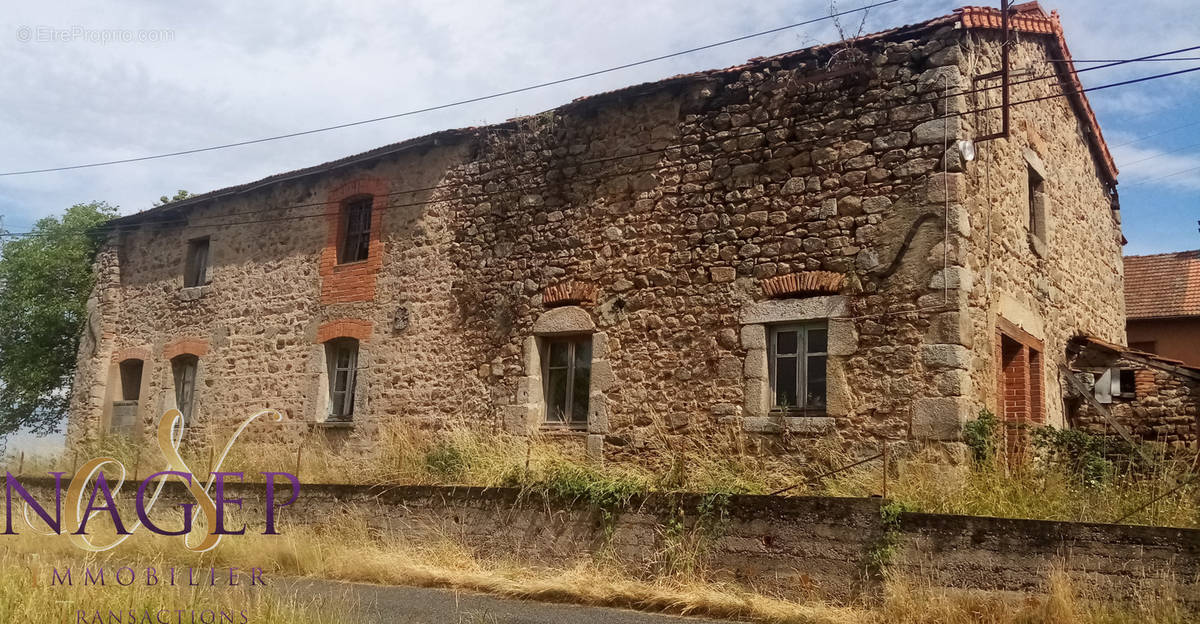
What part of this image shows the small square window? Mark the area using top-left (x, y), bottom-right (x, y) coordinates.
top-left (339, 198), bottom-right (373, 264)
top-left (768, 323), bottom-right (827, 412)
top-left (184, 238), bottom-right (210, 287)
top-left (543, 336), bottom-right (591, 425)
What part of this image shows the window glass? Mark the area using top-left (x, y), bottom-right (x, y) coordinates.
top-left (326, 339), bottom-right (359, 420)
top-left (768, 323), bottom-right (828, 411)
top-left (184, 238), bottom-right (209, 288)
top-left (339, 198), bottom-right (373, 264)
top-left (543, 336), bottom-right (592, 425)
top-left (172, 355), bottom-right (198, 425)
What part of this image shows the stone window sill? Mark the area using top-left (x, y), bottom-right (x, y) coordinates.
top-left (178, 285), bottom-right (213, 301)
top-left (540, 423), bottom-right (589, 435)
top-left (743, 415), bottom-right (834, 435)
top-left (310, 420), bottom-right (355, 429)
top-left (333, 259), bottom-right (369, 271)
top-left (1028, 232), bottom-right (1047, 258)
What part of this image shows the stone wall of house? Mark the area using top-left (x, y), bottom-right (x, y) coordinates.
top-left (957, 35), bottom-right (1126, 431)
top-left (67, 21), bottom-right (1121, 464)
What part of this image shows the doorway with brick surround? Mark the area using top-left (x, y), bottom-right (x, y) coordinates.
top-left (997, 320), bottom-right (1045, 464)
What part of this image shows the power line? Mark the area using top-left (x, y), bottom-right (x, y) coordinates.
top-left (4, 58), bottom-right (1199, 238)
top-left (1118, 139), bottom-right (1200, 167)
top-left (0, 0), bottom-right (901, 178)
top-left (1054, 57), bottom-right (1200, 63)
top-left (1110, 120), bottom-right (1200, 149)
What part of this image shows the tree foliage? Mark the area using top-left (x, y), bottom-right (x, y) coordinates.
top-left (0, 202), bottom-right (116, 435)
top-left (154, 189), bottom-right (190, 206)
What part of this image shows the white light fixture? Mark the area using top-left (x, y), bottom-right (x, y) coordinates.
top-left (957, 139), bottom-right (976, 161)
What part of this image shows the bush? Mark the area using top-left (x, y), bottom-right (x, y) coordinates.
top-left (423, 443), bottom-right (468, 481)
top-left (963, 409), bottom-right (1000, 465)
top-left (1031, 427), bottom-right (1113, 487)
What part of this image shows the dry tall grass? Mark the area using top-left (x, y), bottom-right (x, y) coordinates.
top-left (3, 511), bottom-right (1192, 624)
top-left (12, 417), bottom-right (1200, 528)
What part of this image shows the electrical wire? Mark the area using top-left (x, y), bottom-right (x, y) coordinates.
top-left (0, 0), bottom-right (901, 178)
top-left (3, 58), bottom-right (1199, 238)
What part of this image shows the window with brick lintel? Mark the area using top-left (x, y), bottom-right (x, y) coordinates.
top-left (339, 197), bottom-right (372, 264)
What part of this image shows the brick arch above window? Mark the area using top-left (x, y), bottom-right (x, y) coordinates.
top-left (317, 318), bottom-right (373, 343)
top-left (319, 176), bottom-right (388, 305)
top-left (163, 337), bottom-right (210, 360)
top-left (112, 346), bottom-right (151, 363)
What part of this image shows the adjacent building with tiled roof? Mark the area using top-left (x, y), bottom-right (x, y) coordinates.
top-left (71, 3), bottom-right (1139, 462)
top-left (1125, 250), bottom-right (1200, 365)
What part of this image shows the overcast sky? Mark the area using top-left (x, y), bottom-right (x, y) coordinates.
top-left (1, 1), bottom-right (1197, 449)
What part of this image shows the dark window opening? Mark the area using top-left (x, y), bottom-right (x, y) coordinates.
top-left (339, 198), bottom-right (373, 264)
top-left (543, 336), bottom-right (591, 425)
top-left (184, 238), bottom-right (210, 287)
top-left (326, 338), bottom-right (359, 421)
top-left (1118, 368), bottom-right (1137, 399)
top-left (769, 323), bottom-right (827, 412)
top-left (119, 359), bottom-right (144, 401)
top-left (1027, 165), bottom-right (1046, 242)
top-left (172, 355), bottom-right (198, 425)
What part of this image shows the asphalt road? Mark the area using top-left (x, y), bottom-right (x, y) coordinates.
top-left (278, 578), bottom-right (736, 624)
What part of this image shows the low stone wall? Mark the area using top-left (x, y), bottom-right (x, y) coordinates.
top-left (11, 478), bottom-right (1199, 604)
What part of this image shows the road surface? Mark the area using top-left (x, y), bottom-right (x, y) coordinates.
top-left (277, 577), bottom-right (736, 624)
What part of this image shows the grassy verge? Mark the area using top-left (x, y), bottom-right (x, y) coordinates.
top-left (2, 514), bottom-right (1192, 624)
top-left (0, 547), bottom-right (351, 623)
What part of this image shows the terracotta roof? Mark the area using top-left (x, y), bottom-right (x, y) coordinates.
top-left (112, 2), bottom-right (1117, 226)
top-left (1124, 250), bottom-right (1200, 320)
top-left (1069, 334), bottom-right (1200, 375)
top-left (960, 2), bottom-right (1117, 185)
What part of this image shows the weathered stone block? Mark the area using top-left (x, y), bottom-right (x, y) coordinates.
top-left (912, 397), bottom-right (971, 440)
top-left (922, 344), bottom-right (970, 369)
top-left (744, 349), bottom-right (768, 380)
top-left (586, 434), bottom-right (604, 462)
top-left (743, 416), bottom-right (835, 434)
top-left (828, 319), bottom-right (859, 356)
top-left (740, 324), bottom-right (766, 349)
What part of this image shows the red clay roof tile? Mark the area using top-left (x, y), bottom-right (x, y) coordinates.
top-left (1124, 250), bottom-right (1200, 319)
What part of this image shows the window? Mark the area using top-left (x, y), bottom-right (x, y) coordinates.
top-left (172, 355), bottom-right (198, 424)
top-left (326, 338), bottom-right (359, 420)
top-left (768, 323), bottom-right (827, 411)
top-left (1117, 368), bottom-right (1137, 399)
top-left (1027, 164), bottom-right (1046, 242)
top-left (543, 336), bottom-right (591, 425)
top-left (184, 238), bottom-right (210, 287)
top-left (119, 359), bottom-right (144, 401)
top-left (338, 198), bottom-right (373, 264)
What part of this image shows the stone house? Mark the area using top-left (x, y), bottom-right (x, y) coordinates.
top-left (68, 3), bottom-right (1127, 463)
top-left (1124, 250), bottom-right (1200, 366)
top-left (1066, 335), bottom-right (1200, 450)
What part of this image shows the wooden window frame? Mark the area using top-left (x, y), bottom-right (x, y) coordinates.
top-left (184, 237), bottom-right (210, 288)
top-left (338, 197), bottom-right (373, 265)
top-left (542, 335), bottom-right (592, 427)
top-left (767, 322), bottom-right (828, 414)
top-left (326, 338), bottom-right (360, 421)
top-left (171, 355), bottom-right (198, 425)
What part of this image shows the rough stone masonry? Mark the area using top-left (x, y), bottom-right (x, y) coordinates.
top-left (68, 4), bottom-right (1126, 465)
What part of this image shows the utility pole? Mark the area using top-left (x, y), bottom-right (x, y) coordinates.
top-left (975, 0), bottom-right (1013, 142)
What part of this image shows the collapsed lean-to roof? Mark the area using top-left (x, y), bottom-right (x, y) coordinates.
top-left (112, 2), bottom-right (1116, 227)
top-left (1124, 250), bottom-right (1200, 321)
